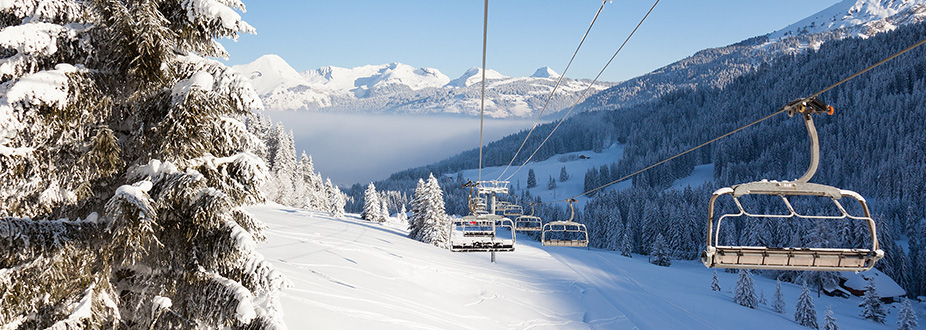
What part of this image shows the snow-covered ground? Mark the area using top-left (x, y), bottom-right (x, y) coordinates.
top-left (251, 204), bottom-right (921, 329)
top-left (456, 144), bottom-right (714, 209)
top-left (457, 144), bottom-right (631, 210)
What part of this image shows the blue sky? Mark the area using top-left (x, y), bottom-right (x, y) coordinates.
top-left (222, 0), bottom-right (841, 83)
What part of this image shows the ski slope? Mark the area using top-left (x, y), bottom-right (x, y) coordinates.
top-left (251, 204), bottom-right (917, 330)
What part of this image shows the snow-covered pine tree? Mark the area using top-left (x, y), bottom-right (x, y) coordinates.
top-left (760, 289), bottom-right (768, 305)
top-left (397, 204), bottom-right (408, 223)
top-left (620, 222), bottom-right (633, 257)
top-left (560, 166), bottom-right (569, 182)
top-left (420, 174), bottom-right (450, 248)
top-left (325, 178), bottom-right (345, 218)
top-left (711, 271), bottom-right (722, 291)
top-left (298, 153), bottom-right (326, 210)
top-left (774, 279), bottom-right (787, 314)
top-left (332, 184), bottom-right (346, 218)
top-left (267, 124), bottom-right (297, 205)
top-left (859, 277), bottom-right (886, 323)
top-left (527, 168), bottom-right (537, 188)
top-left (380, 198), bottom-right (390, 221)
top-left (361, 182), bottom-right (384, 222)
top-left (822, 305), bottom-right (839, 330)
top-left (734, 269), bottom-right (758, 308)
top-left (407, 179), bottom-right (427, 240)
top-left (649, 233), bottom-right (671, 266)
top-left (548, 175), bottom-right (556, 190)
top-left (795, 282), bottom-right (819, 329)
top-left (897, 298), bottom-right (919, 330)
top-left (0, 0), bottom-right (286, 327)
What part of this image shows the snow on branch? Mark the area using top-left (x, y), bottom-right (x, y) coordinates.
top-left (105, 180), bottom-right (162, 265)
top-left (0, 64), bottom-right (80, 145)
top-left (0, 22), bottom-right (88, 81)
top-left (189, 152), bottom-right (267, 205)
top-left (0, 0), bottom-right (84, 23)
top-left (47, 283), bottom-right (94, 330)
top-left (174, 54), bottom-right (263, 112)
top-left (0, 214), bottom-right (102, 264)
top-left (128, 159), bottom-right (181, 183)
top-left (180, 0), bottom-right (254, 37)
top-left (191, 267), bottom-right (257, 325)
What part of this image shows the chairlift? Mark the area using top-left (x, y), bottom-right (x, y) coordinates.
top-left (541, 198), bottom-right (589, 247)
top-left (701, 98), bottom-right (884, 271)
top-left (450, 214), bottom-right (516, 252)
top-left (494, 200), bottom-right (511, 215)
top-left (514, 204), bottom-right (542, 232)
top-left (476, 180), bottom-right (509, 195)
top-left (503, 204), bottom-right (524, 217)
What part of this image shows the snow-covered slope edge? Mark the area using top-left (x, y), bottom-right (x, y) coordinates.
top-left (233, 56), bottom-right (613, 119)
top-left (252, 204), bottom-right (916, 329)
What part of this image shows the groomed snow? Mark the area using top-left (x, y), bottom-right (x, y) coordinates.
top-left (252, 204), bottom-right (919, 329)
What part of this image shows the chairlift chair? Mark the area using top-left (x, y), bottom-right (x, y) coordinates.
top-left (450, 214), bottom-right (516, 252)
top-left (700, 98), bottom-right (884, 271)
top-left (541, 198), bottom-right (589, 247)
top-left (504, 204), bottom-right (524, 217)
top-left (476, 180), bottom-right (509, 195)
top-left (514, 204), bottom-right (542, 231)
top-left (494, 200), bottom-right (511, 215)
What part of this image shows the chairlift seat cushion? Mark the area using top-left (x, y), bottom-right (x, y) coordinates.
top-left (542, 239), bottom-right (589, 247)
top-left (731, 181), bottom-right (844, 198)
top-left (704, 246), bottom-right (882, 271)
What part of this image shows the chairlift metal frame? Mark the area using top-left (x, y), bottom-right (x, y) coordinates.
top-left (450, 214), bottom-right (516, 252)
top-left (700, 98), bottom-right (884, 271)
top-left (541, 198), bottom-right (589, 247)
top-left (504, 204), bottom-right (523, 217)
top-left (476, 180), bottom-right (509, 195)
top-left (515, 204), bottom-right (542, 232)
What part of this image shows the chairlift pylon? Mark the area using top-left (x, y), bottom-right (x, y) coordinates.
top-left (452, 180), bottom-right (516, 253)
top-left (541, 198), bottom-right (589, 247)
top-left (701, 98), bottom-right (884, 271)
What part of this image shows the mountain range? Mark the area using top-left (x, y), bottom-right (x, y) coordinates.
top-left (235, 0), bottom-right (926, 118)
top-left (233, 56), bottom-right (609, 118)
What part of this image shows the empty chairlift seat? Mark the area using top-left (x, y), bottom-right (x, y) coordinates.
top-left (701, 182), bottom-right (883, 271)
top-left (515, 214), bottom-right (542, 232)
top-left (450, 214), bottom-right (516, 253)
top-left (504, 204), bottom-right (523, 217)
top-left (541, 221), bottom-right (589, 247)
top-left (540, 199), bottom-right (589, 248)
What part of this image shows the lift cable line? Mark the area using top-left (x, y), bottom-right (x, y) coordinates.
top-left (478, 0), bottom-right (489, 182)
top-left (495, 0), bottom-right (608, 181)
top-left (531, 34), bottom-right (926, 206)
top-left (503, 0), bottom-right (661, 182)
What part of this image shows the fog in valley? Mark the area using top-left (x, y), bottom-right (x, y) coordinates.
top-left (262, 111), bottom-right (537, 186)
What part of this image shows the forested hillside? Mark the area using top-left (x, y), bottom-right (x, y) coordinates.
top-left (350, 22), bottom-right (926, 298)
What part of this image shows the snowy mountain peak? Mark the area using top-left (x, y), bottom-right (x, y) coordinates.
top-left (769, 0), bottom-right (926, 39)
top-left (300, 62), bottom-right (450, 98)
top-left (447, 67), bottom-right (508, 87)
top-left (531, 66), bottom-right (560, 79)
top-left (231, 54), bottom-right (305, 95)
